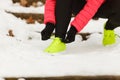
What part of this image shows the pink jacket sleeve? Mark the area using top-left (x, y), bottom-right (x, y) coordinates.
top-left (71, 0), bottom-right (105, 32)
top-left (44, 0), bottom-right (56, 24)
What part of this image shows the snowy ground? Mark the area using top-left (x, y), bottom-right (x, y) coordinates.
top-left (1, 0), bottom-right (120, 78)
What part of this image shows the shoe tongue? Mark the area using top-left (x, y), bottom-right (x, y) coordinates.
top-left (54, 37), bottom-right (61, 40)
top-left (53, 37), bottom-right (61, 43)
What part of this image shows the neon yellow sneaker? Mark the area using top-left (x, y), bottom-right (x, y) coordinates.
top-left (103, 29), bottom-right (116, 46)
top-left (44, 37), bottom-right (66, 53)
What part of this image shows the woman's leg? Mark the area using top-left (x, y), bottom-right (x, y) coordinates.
top-left (55, 0), bottom-right (73, 41)
top-left (44, 0), bottom-right (73, 53)
top-left (72, 0), bottom-right (86, 15)
top-left (105, 16), bottom-right (120, 30)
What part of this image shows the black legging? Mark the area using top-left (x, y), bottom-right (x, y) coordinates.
top-left (94, 0), bottom-right (120, 30)
top-left (55, 0), bottom-right (86, 40)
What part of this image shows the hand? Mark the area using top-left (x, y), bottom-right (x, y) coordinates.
top-left (63, 26), bottom-right (77, 43)
top-left (41, 23), bottom-right (55, 40)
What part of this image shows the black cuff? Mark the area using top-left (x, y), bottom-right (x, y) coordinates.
top-left (69, 25), bottom-right (77, 34)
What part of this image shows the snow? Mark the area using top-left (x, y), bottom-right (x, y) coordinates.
top-left (0, 0), bottom-right (44, 13)
top-left (0, 0), bottom-right (120, 77)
